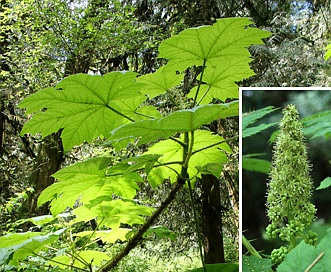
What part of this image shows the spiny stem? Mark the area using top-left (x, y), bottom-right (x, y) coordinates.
top-left (193, 60), bottom-right (207, 107)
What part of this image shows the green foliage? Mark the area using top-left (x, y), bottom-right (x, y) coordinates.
top-left (302, 110), bottom-right (331, 140)
top-left (7, 17), bottom-right (270, 270)
top-left (324, 43), bottom-right (331, 61)
top-left (242, 255), bottom-right (273, 272)
top-left (109, 102), bottom-right (238, 147)
top-left (316, 177), bottom-right (331, 190)
top-left (0, 229), bottom-right (65, 266)
top-left (242, 106), bottom-right (278, 138)
top-left (242, 154), bottom-right (270, 174)
top-left (242, 106), bottom-right (277, 173)
top-left (277, 227), bottom-right (331, 272)
top-left (144, 225), bottom-right (177, 240)
top-left (242, 103), bottom-right (331, 272)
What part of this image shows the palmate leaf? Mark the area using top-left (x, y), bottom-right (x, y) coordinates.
top-left (188, 61), bottom-right (254, 103)
top-left (136, 66), bottom-right (185, 99)
top-left (159, 18), bottom-right (271, 103)
top-left (72, 198), bottom-right (154, 228)
top-left (144, 130), bottom-right (231, 188)
top-left (109, 101), bottom-right (238, 147)
top-left (19, 72), bottom-right (148, 151)
top-left (38, 157), bottom-right (141, 215)
top-left (159, 18), bottom-right (270, 71)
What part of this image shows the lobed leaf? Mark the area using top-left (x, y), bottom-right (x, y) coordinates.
top-left (74, 228), bottom-right (131, 244)
top-left (159, 18), bottom-right (270, 103)
top-left (19, 72), bottom-right (148, 150)
top-left (159, 18), bottom-right (271, 72)
top-left (144, 130), bottom-right (231, 187)
top-left (188, 58), bottom-right (254, 103)
top-left (38, 157), bottom-right (141, 215)
top-left (136, 66), bottom-right (184, 99)
top-left (73, 198), bottom-right (154, 228)
top-left (109, 101), bottom-right (238, 147)
top-left (48, 250), bottom-right (110, 269)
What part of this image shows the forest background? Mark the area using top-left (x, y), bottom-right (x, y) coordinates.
top-left (1, 0), bottom-right (331, 271)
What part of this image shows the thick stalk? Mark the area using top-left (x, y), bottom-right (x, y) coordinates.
top-left (98, 178), bottom-right (185, 272)
top-left (193, 60), bottom-right (207, 107)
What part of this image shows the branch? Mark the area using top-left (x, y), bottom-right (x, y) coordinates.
top-left (98, 178), bottom-right (185, 271)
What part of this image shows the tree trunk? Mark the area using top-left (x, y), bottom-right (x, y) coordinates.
top-left (28, 132), bottom-right (64, 214)
top-left (201, 174), bottom-right (225, 263)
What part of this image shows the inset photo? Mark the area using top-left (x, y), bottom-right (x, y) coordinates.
top-left (240, 88), bottom-right (331, 271)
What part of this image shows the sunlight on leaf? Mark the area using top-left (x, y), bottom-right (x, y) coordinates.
top-left (144, 130), bottom-right (230, 187)
top-left (110, 101), bottom-right (238, 147)
top-left (38, 157), bottom-right (141, 215)
top-left (19, 72), bottom-right (147, 150)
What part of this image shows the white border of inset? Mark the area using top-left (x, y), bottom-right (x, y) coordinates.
top-left (238, 87), bottom-right (331, 271)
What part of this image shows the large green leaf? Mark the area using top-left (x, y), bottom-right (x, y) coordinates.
top-left (144, 130), bottom-right (231, 187)
top-left (72, 198), bottom-right (154, 228)
top-left (110, 101), bottom-right (238, 147)
top-left (277, 227), bottom-right (331, 272)
top-left (136, 66), bottom-right (184, 99)
top-left (188, 59), bottom-right (254, 103)
top-left (19, 72), bottom-right (148, 150)
top-left (74, 228), bottom-right (131, 244)
top-left (38, 157), bottom-right (141, 215)
top-left (0, 229), bottom-right (65, 266)
top-left (159, 18), bottom-right (270, 71)
top-left (242, 255), bottom-right (273, 272)
top-left (159, 18), bottom-right (271, 103)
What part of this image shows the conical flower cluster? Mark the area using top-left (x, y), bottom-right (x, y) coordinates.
top-left (266, 104), bottom-right (317, 263)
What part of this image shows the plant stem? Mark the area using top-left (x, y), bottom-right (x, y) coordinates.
top-left (98, 178), bottom-right (186, 272)
top-left (242, 234), bottom-right (262, 258)
top-left (193, 60), bottom-right (207, 107)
